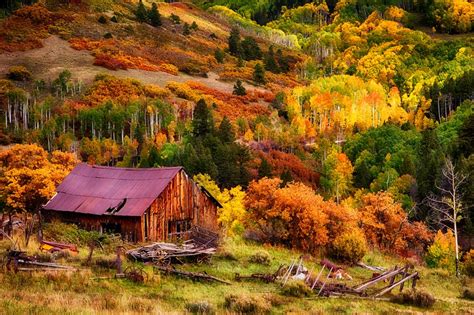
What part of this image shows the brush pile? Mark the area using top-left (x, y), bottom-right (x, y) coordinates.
top-left (126, 241), bottom-right (216, 264)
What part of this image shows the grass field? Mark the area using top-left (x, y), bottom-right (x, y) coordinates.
top-left (0, 236), bottom-right (473, 314)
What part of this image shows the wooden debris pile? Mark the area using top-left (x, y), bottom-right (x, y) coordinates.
top-left (4, 250), bottom-right (75, 272)
top-left (127, 226), bottom-right (219, 264)
top-left (40, 240), bottom-right (79, 253)
top-left (303, 262), bottom-right (419, 297)
top-left (126, 241), bottom-right (216, 264)
top-left (273, 257), bottom-right (420, 298)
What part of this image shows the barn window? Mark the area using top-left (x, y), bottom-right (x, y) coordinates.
top-left (167, 219), bottom-right (192, 239)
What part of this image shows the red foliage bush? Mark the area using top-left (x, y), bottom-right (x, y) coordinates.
top-left (93, 54), bottom-right (128, 70)
top-left (257, 150), bottom-right (320, 187)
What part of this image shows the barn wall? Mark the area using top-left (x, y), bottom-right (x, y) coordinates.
top-left (146, 169), bottom-right (219, 242)
top-left (42, 211), bottom-right (141, 242)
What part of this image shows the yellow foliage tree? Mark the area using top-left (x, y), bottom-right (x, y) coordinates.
top-left (193, 173), bottom-right (246, 236)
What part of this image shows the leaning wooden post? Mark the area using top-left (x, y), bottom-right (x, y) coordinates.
top-left (311, 265), bottom-right (325, 290)
top-left (317, 267), bottom-right (333, 296)
top-left (399, 265), bottom-right (409, 292)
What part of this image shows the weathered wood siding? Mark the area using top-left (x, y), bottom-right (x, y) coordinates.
top-left (144, 169), bottom-right (219, 242)
top-left (43, 211), bottom-right (141, 242)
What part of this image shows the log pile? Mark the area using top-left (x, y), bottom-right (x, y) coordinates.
top-left (126, 241), bottom-right (216, 264)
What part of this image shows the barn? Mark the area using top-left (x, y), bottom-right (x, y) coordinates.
top-left (42, 163), bottom-right (221, 242)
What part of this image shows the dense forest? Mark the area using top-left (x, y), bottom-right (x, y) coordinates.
top-left (0, 0), bottom-right (473, 310)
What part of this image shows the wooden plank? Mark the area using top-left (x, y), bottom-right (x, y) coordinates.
top-left (311, 265), bottom-right (325, 290)
top-left (318, 267), bottom-right (333, 296)
top-left (353, 266), bottom-right (406, 292)
top-left (373, 272), bottom-right (418, 297)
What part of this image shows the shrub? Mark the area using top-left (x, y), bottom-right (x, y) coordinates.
top-left (462, 288), bottom-right (474, 300)
top-left (111, 15), bottom-right (118, 23)
top-left (7, 66), bottom-right (32, 81)
top-left (425, 230), bottom-right (456, 272)
top-left (170, 13), bottom-right (181, 24)
top-left (98, 15), bottom-right (107, 24)
top-left (103, 32), bottom-right (113, 39)
top-left (391, 290), bottom-right (435, 308)
top-left (462, 249), bottom-right (474, 277)
top-left (330, 228), bottom-right (368, 264)
top-left (14, 4), bottom-right (52, 24)
top-left (248, 250), bottom-right (271, 265)
top-left (224, 294), bottom-right (271, 314)
top-left (185, 301), bottom-right (215, 314)
top-left (280, 280), bottom-right (312, 297)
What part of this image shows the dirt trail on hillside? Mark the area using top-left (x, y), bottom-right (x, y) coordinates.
top-left (0, 36), bottom-right (262, 94)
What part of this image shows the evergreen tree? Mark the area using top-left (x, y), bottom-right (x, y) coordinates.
top-left (111, 16), bottom-right (118, 23)
top-left (148, 2), bottom-right (162, 27)
top-left (280, 169), bottom-right (293, 187)
top-left (416, 128), bottom-right (444, 219)
top-left (237, 56), bottom-right (244, 68)
top-left (192, 99), bottom-right (214, 138)
top-left (253, 63), bottom-right (266, 84)
top-left (214, 143), bottom-right (238, 188)
top-left (218, 116), bottom-right (235, 144)
top-left (98, 15), bottom-right (107, 24)
top-left (183, 22), bottom-right (191, 36)
top-left (228, 27), bottom-right (241, 56)
top-left (190, 21), bottom-right (198, 31)
top-left (136, 0), bottom-right (148, 23)
top-left (233, 80), bottom-right (246, 96)
top-left (181, 142), bottom-right (217, 179)
top-left (264, 45), bottom-right (279, 73)
top-left (258, 158), bottom-right (272, 178)
top-left (170, 13), bottom-right (181, 24)
top-left (214, 49), bottom-right (225, 63)
top-left (147, 145), bottom-right (160, 167)
top-left (241, 36), bottom-right (262, 60)
top-left (276, 48), bottom-right (290, 73)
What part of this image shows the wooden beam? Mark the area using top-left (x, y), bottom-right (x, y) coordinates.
top-left (353, 266), bottom-right (406, 292)
top-left (373, 272), bottom-right (419, 297)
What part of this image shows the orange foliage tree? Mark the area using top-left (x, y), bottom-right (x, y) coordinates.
top-left (245, 178), bottom-right (338, 253)
top-left (0, 144), bottom-right (77, 218)
top-left (357, 192), bottom-right (432, 255)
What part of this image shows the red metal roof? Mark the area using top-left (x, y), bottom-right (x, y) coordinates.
top-left (43, 163), bottom-right (182, 217)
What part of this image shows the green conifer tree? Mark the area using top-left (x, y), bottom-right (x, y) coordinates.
top-left (192, 99), bottom-right (214, 138)
top-left (214, 49), bottom-right (225, 63)
top-left (253, 63), bottom-right (266, 84)
top-left (148, 2), bottom-right (162, 27)
top-left (136, 0), bottom-right (148, 23)
top-left (264, 45), bottom-right (279, 73)
top-left (183, 22), bottom-right (191, 35)
top-left (228, 27), bottom-right (241, 56)
top-left (280, 169), bottom-right (293, 187)
top-left (233, 80), bottom-right (246, 96)
top-left (258, 158), bottom-right (272, 178)
top-left (218, 116), bottom-right (235, 143)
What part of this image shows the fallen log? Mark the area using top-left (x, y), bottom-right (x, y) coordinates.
top-left (235, 272), bottom-right (276, 283)
top-left (155, 265), bottom-right (231, 285)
